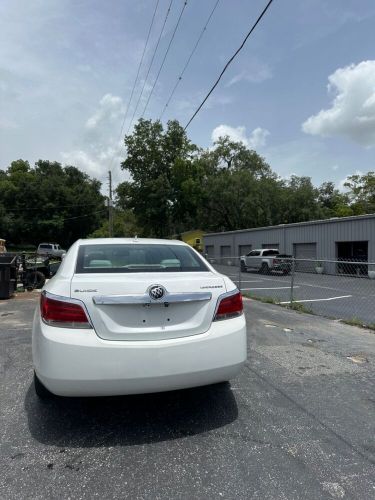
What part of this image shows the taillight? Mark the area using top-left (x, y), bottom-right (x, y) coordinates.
top-left (214, 291), bottom-right (243, 321)
top-left (40, 292), bottom-right (91, 329)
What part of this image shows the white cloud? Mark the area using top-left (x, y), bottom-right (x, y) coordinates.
top-left (85, 93), bottom-right (125, 130)
top-left (338, 170), bottom-right (363, 192)
top-left (61, 93), bottom-right (128, 186)
top-left (61, 147), bottom-right (126, 186)
top-left (174, 92), bottom-right (233, 119)
top-left (302, 60), bottom-right (375, 147)
top-left (211, 125), bottom-right (270, 149)
top-left (61, 150), bottom-right (101, 177)
top-left (248, 127), bottom-right (270, 149)
top-left (226, 61), bottom-right (272, 87)
top-left (0, 118), bottom-right (18, 130)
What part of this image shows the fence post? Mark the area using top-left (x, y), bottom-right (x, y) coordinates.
top-left (238, 257), bottom-right (242, 292)
top-left (290, 257), bottom-right (295, 305)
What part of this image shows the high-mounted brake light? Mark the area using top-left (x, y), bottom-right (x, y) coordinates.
top-left (40, 292), bottom-right (91, 329)
top-left (214, 290), bottom-right (243, 321)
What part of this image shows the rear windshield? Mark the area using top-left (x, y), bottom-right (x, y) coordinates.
top-left (75, 244), bottom-right (209, 273)
top-left (39, 244), bottom-right (52, 249)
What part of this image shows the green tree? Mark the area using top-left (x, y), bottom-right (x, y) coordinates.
top-left (210, 136), bottom-right (271, 177)
top-left (318, 181), bottom-right (353, 217)
top-left (0, 159), bottom-right (106, 247)
top-left (197, 135), bottom-right (282, 231)
top-left (89, 209), bottom-right (140, 238)
top-left (114, 119), bottom-right (361, 236)
top-left (118, 119), bottom-right (198, 237)
top-left (344, 172), bottom-right (375, 214)
top-left (279, 176), bottom-right (324, 224)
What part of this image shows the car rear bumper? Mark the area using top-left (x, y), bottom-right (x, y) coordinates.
top-left (32, 313), bottom-right (247, 396)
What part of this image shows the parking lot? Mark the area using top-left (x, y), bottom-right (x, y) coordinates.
top-left (1, 292), bottom-right (375, 499)
top-left (213, 264), bottom-right (375, 326)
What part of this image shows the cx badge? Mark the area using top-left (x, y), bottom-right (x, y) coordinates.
top-left (148, 285), bottom-right (166, 301)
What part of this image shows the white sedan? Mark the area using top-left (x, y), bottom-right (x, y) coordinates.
top-left (32, 238), bottom-right (247, 398)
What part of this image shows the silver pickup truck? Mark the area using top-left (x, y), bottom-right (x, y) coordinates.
top-left (37, 243), bottom-right (66, 258)
top-left (240, 249), bottom-right (292, 275)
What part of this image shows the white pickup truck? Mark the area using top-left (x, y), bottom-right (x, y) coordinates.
top-left (240, 249), bottom-right (292, 275)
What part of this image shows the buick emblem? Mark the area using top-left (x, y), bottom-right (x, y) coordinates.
top-left (148, 285), bottom-right (166, 301)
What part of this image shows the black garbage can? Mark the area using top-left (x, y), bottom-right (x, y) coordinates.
top-left (0, 254), bottom-right (17, 299)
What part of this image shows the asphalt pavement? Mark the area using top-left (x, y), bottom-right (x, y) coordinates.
top-left (1, 291), bottom-right (375, 499)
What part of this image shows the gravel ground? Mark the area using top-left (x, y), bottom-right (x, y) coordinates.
top-left (1, 292), bottom-right (375, 499)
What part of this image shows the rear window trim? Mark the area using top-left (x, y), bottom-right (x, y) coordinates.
top-left (75, 243), bottom-right (209, 274)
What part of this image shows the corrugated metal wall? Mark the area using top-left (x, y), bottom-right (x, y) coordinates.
top-left (203, 215), bottom-right (375, 261)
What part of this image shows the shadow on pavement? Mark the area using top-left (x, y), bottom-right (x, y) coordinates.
top-left (24, 382), bottom-right (238, 447)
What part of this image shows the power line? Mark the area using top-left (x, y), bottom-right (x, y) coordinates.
top-left (184, 0), bottom-right (274, 130)
top-left (108, 0), bottom-right (160, 175)
top-left (126, 0), bottom-right (173, 135)
top-left (5, 203), bottom-right (104, 212)
top-left (61, 210), bottom-right (107, 222)
top-left (141, 0), bottom-right (188, 119)
top-left (5, 209), bottom-right (108, 221)
top-left (159, 0), bottom-right (220, 121)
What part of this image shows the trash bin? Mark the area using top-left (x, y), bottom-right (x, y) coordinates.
top-left (0, 254), bottom-right (17, 299)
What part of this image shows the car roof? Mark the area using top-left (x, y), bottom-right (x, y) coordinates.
top-left (76, 238), bottom-right (187, 246)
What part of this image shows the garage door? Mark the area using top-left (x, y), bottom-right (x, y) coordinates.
top-left (294, 243), bottom-right (316, 272)
top-left (262, 243), bottom-right (279, 249)
top-left (239, 244), bottom-right (252, 256)
top-left (220, 245), bottom-right (232, 265)
top-left (205, 245), bottom-right (214, 257)
top-left (336, 241), bottom-right (368, 275)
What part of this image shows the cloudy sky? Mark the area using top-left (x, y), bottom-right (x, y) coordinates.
top-left (1, 0), bottom-right (375, 188)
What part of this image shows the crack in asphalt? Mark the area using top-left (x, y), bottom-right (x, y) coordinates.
top-left (245, 363), bottom-right (375, 466)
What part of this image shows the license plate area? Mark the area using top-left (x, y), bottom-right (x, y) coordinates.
top-left (91, 298), bottom-right (211, 340)
top-left (140, 302), bottom-right (172, 328)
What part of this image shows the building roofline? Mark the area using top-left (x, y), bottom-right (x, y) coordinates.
top-left (203, 213), bottom-right (375, 237)
top-left (176, 229), bottom-right (203, 236)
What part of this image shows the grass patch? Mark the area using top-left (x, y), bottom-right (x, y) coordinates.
top-left (283, 302), bottom-right (313, 314)
top-left (243, 292), bottom-right (314, 315)
top-left (242, 292), bottom-right (278, 304)
top-left (341, 317), bottom-right (375, 331)
top-left (243, 293), bottom-right (374, 329)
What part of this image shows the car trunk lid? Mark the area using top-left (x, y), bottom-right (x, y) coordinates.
top-left (70, 272), bottom-right (226, 340)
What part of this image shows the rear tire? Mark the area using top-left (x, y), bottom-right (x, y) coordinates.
top-left (34, 372), bottom-right (53, 400)
top-left (26, 271), bottom-right (45, 289)
top-left (259, 263), bottom-right (269, 275)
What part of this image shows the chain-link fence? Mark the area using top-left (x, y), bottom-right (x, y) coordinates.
top-left (206, 255), bottom-right (375, 329)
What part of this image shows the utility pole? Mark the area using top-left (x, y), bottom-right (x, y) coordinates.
top-left (108, 170), bottom-right (113, 238)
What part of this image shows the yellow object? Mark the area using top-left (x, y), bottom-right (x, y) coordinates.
top-left (0, 239), bottom-right (6, 253)
top-left (175, 230), bottom-right (204, 252)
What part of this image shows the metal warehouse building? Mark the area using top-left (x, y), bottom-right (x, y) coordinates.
top-left (203, 214), bottom-right (375, 268)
